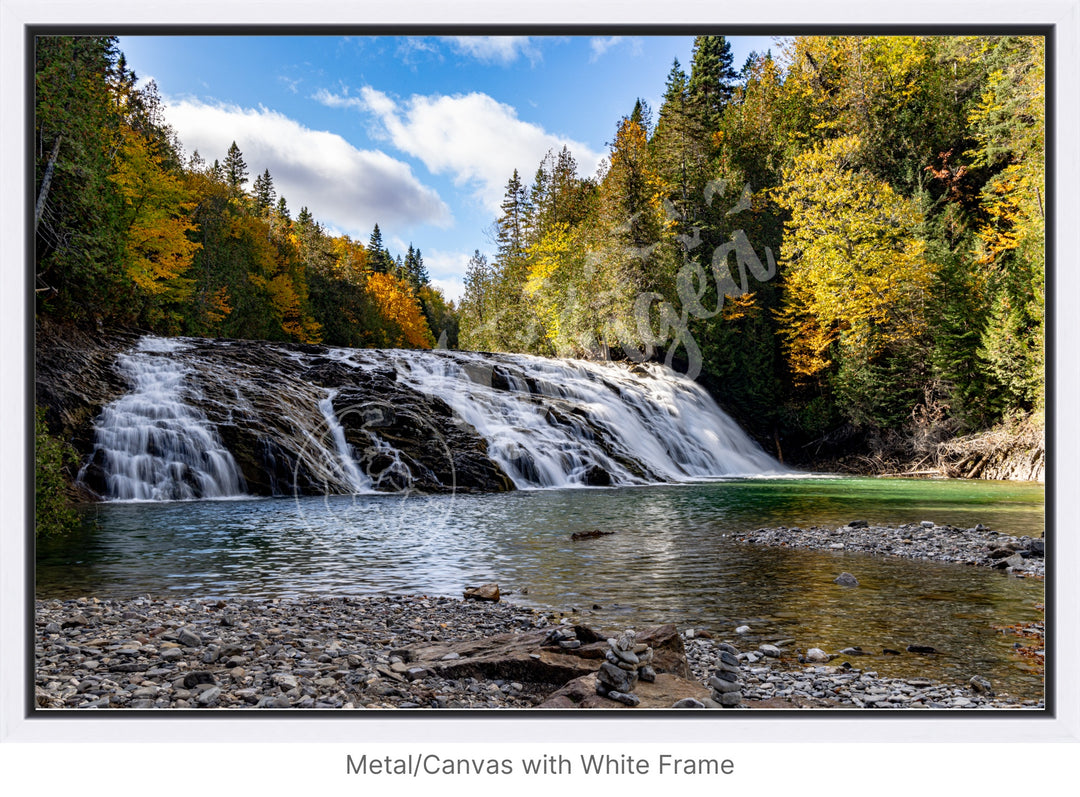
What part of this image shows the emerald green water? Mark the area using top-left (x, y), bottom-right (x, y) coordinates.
top-left (37, 477), bottom-right (1046, 700)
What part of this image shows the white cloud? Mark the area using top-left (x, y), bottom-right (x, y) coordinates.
top-left (421, 249), bottom-right (477, 303)
top-left (431, 276), bottom-right (465, 304)
top-left (443, 36), bottom-right (540, 65)
top-left (589, 36), bottom-right (644, 62)
top-left (164, 98), bottom-right (451, 235)
top-left (340, 87), bottom-right (604, 214)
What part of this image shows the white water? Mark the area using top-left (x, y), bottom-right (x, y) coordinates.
top-left (317, 391), bottom-right (373, 494)
top-left (86, 338), bottom-right (246, 501)
top-left (327, 349), bottom-right (786, 489)
top-left (88, 337), bottom-right (784, 500)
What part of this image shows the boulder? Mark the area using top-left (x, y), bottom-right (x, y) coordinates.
top-left (463, 584), bottom-right (500, 602)
top-left (834, 572), bottom-right (859, 586)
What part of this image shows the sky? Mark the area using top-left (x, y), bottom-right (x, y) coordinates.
top-left (116, 34), bottom-right (777, 301)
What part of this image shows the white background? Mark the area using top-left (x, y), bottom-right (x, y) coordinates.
top-left (3, 2), bottom-right (1078, 792)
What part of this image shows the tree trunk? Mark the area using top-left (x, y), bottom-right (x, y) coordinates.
top-left (35, 136), bottom-right (62, 232)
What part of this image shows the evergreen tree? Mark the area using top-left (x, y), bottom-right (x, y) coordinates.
top-left (688, 35), bottom-right (738, 131)
top-left (224, 141), bottom-right (247, 190)
top-left (253, 168), bottom-right (275, 211)
top-left (367, 223), bottom-right (395, 274)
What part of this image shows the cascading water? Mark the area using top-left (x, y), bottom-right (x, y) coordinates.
top-left (83, 336), bottom-right (785, 501)
top-left (328, 348), bottom-right (786, 489)
top-left (82, 338), bottom-right (246, 501)
top-left (317, 391), bottom-right (373, 493)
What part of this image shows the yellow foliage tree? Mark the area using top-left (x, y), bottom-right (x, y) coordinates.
top-left (366, 272), bottom-right (435, 349)
top-left (109, 125), bottom-right (200, 322)
top-left (773, 135), bottom-right (936, 383)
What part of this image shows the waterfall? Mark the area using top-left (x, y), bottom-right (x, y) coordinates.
top-left (328, 348), bottom-right (786, 489)
top-left (82, 336), bottom-right (785, 501)
top-left (317, 391), bottom-right (373, 493)
top-left (83, 338), bottom-right (246, 501)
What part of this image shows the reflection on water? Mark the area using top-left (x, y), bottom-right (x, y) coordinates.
top-left (36, 478), bottom-right (1045, 699)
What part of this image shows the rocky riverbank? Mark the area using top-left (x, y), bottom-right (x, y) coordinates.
top-left (34, 588), bottom-right (1043, 710)
top-left (733, 520), bottom-right (1045, 578)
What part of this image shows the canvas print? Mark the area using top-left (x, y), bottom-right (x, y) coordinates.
top-left (33, 32), bottom-right (1046, 712)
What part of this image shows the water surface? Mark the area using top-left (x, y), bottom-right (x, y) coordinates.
top-left (36, 477), bottom-right (1045, 699)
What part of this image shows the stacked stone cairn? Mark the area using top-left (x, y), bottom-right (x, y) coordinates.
top-left (544, 625), bottom-right (582, 650)
top-left (595, 629), bottom-right (656, 706)
top-left (707, 643), bottom-right (743, 707)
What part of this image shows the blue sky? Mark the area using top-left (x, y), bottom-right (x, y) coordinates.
top-left (116, 34), bottom-right (777, 300)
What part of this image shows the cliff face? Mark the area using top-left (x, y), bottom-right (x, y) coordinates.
top-left (35, 329), bottom-right (516, 499)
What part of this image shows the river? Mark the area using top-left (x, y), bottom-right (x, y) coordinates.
top-left (36, 476), bottom-right (1045, 700)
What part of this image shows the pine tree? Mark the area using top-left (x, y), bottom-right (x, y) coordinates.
top-left (367, 223), bottom-right (395, 274)
top-left (224, 141), bottom-right (247, 191)
top-left (688, 35), bottom-right (738, 132)
top-left (403, 244), bottom-right (429, 290)
top-left (253, 168), bottom-right (275, 211)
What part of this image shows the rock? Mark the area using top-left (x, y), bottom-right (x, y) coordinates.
top-left (182, 671), bottom-right (217, 689)
top-left (906, 645), bottom-right (937, 655)
top-left (176, 627), bottom-right (203, 647)
top-left (597, 661), bottom-right (635, 693)
top-left (571, 529), bottom-right (614, 541)
top-left (759, 644), bottom-right (781, 658)
top-left (804, 648), bottom-right (830, 663)
top-left (969, 675), bottom-right (994, 696)
top-left (463, 584), bottom-right (500, 603)
top-left (671, 698), bottom-right (706, 708)
top-left (848, 520), bottom-right (869, 528)
top-left (920, 521), bottom-right (935, 528)
top-left (538, 672), bottom-right (710, 709)
top-left (196, 686), bottom-right (222, 706)
top-left (708, 676), bottom-right (741, 694)
top-left (735, 625), bottom-right (751, 634)
top-left (834, 572), bottom-right (859, 586)
top-left (718, 691), bottom-right (742, 707)
top-left (606, 690), bottom-right (640, 707)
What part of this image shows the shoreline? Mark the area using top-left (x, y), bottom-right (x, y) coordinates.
top-left (733, 520), bottom-right (1045, 578)
top-left (33, 522), bottom-right (1046, 711)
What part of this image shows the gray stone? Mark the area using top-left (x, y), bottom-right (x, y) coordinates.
top-left (718, 691), bottom-right (742, 707)
top-left (759, 644), bottom-right (781, 658)
top-left (708, 676), bottom-right (741, 694)
top-left (197, 686), bottom-right (221, 705)
top-left (176, 627), bottom-right (203, 647)
top-left (834, 572), bottom-right (859, 586)
top-left (969, 675), bottom-right (994, 696)
top-left (805, 648), bottom-right (830, 663)
top-left (606, 690), bottom-right (640, 707)
top-left (638, 665), bottom-right (656, 683)
top-left (671, 698), bottom-right (706, 708)
top-left (607, 644), bottom-right (639, 666)
top-left (597, 661), bottom-right (634, 693)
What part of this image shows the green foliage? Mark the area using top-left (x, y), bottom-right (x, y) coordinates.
top-left (35, 407), bottom-right (78, 537)
top-left (35, 34), bottom-right (1044, 463)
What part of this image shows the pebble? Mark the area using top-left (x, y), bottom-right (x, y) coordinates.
top-left (736, 523), bottom-right (1044, 577)
top-left (684, 635), bottom-right (1042, 710)
top-left (33, 581), bottom-right (1044, 712)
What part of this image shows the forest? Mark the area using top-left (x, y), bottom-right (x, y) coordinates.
top-left (35, 34), bottom-right (1045, 480)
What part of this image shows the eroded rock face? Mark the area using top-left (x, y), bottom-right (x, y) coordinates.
top-left (38, 332), bottom-right (516, 499)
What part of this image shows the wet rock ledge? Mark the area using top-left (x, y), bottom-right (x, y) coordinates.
top-left (35, 592), bottom-right (1041, 710)
top-left (734, 521), bottom-right (1045, 578)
